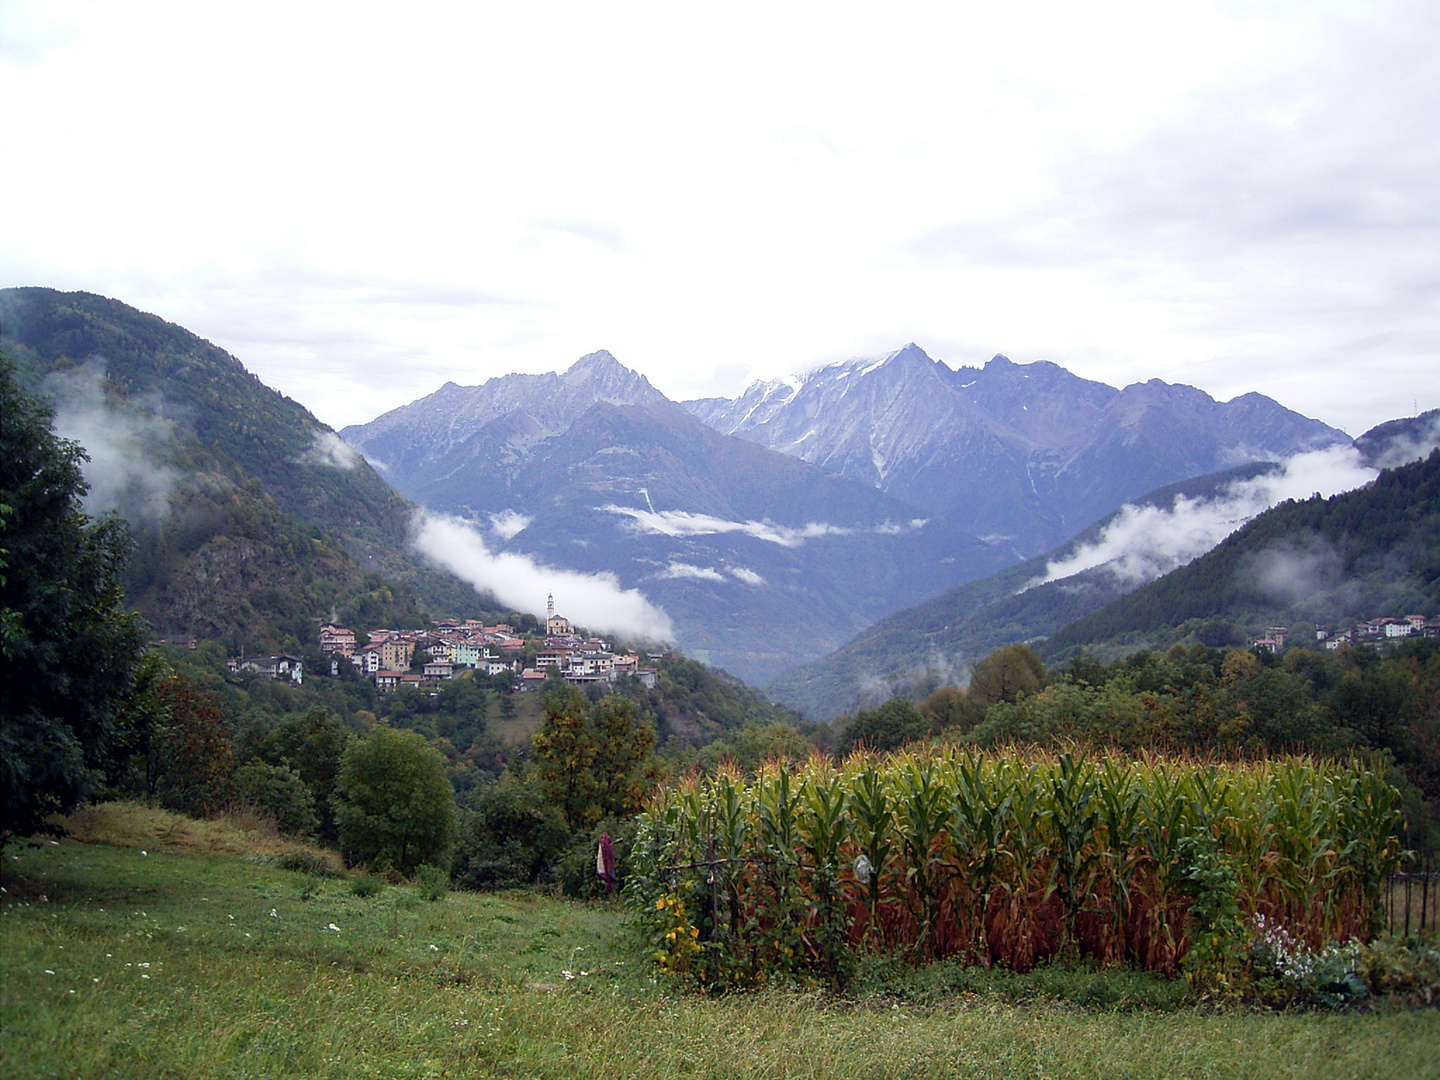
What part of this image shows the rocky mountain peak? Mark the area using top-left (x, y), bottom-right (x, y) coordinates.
top-left (566, 349), bottom-right (623, 376)
top-left (887, 342), bottom-right (933, 365)
top-left (561, 349), bottom-right (665, 401)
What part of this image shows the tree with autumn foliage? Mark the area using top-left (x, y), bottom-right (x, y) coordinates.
top-left (531, 685), bottom-right (656, 830)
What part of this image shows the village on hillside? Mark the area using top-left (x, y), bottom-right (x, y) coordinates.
top-left (229, 594), bottom-right (660, 693)
top-left (1251, 614), bottom-right (1440, 653)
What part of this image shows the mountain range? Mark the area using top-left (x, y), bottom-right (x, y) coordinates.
top-left (344, 341), bottom-right (1358, 685)
top-left (686, 344), bottom-right (1350, 557)
top-left (345, 356), bottom-right (1015, 681)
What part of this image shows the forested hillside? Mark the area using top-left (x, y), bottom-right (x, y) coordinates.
top-left (1044, 448), bottom-right (1440, 660)
top-left (0, 288), bottom-right (501, 647)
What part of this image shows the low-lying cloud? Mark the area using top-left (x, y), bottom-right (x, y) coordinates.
top-left (296, 430), bottom-right (362, 470)
top-left (659, 561), bottom-right (726, 582)
top-left (601, 505), bottom-right (925, 548)
top-left (46, 363), bottom-right (179, 522)
top-left (1032, 444), bottom-right (1385, 589)
top-left (1242, 536), bottom-right (1345, 608)
top-left (412, 512), bottom-right (674, 641)
top-left (656, 561), bottom-right (767, 586)
top-left (488, 510), bottom-right (531, 541)
top-left (1369, 412), bottom-right (1440, 470)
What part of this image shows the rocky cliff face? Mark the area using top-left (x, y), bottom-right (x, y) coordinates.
top-left (686, 346), bottom-right (1351, 557)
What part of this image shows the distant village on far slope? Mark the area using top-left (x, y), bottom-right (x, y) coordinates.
top-left (1254, 614), bottom-right (1440, 653)
top-left (229, 593), bottom-right (661, 692)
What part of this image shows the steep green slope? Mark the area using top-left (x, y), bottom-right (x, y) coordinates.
top-left (0, 288), bottom-right (498, 639)
top-left (0, 288), bottom-right (403, 539)
top-left (1043, 449), bottom-right (1440, 660)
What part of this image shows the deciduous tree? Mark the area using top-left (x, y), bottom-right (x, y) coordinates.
top-left (531, 685), bottom-right (656, 829)
top-left (334, 726), bottom-right (456, 874)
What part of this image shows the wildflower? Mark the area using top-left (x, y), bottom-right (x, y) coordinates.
top-left (326, 923), bottom-right (341, 932)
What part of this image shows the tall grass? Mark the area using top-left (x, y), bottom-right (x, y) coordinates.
top-left (630, 748), bottom-right (1405, 987)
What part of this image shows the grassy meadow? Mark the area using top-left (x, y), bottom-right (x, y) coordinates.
top-left (2, 804), bottom-right (1438, 1080)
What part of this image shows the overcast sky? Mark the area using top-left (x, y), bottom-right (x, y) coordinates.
top-left (2, 1), bottom-right (1436, 436)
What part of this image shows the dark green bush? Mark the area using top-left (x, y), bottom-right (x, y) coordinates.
top-left (451, 779), bottom-right (570, 890)
top-left (275, 849), bottom-right (339, 877)
top-left (350, 873), bottom-right (383, 898)
top-left (232, 760), bottom-right (319, 837)
top-left (414, 864), bottom-right (449, 901)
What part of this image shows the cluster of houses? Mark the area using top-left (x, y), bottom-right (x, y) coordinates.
top-left (314, 594), bottom-right (659, 693)
top-left (1252, 615), bottom-right (1440, 653)
top-left (228, 653), bottom-right (305, 684)
top-left (1315, 614), bottom-right (1440, 650)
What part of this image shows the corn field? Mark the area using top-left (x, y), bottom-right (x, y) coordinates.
top-left (628, 748), bottom-right (1405, 989)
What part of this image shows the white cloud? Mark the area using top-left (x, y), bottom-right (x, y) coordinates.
top-left (658, 562), bottom-right (726, 582)
top-left (600, 505), bottom-right (922, 548)
top-left (295, 430), bottom-right (360, 470)
top-left (45, 363), bottom-right (179, 522)
top-left (653, 561), bottom-right (767, 586)
top-left (1369, 413), bottom-right (1440, 470)
top-left (411, 512), bottom-right (673, 641)
top-left (2, 3), bottom-right (1437, 435)
top-left (1032, 445), bottom-right (1386, 589)
top-left (488, 510), bottom-right (531, 541)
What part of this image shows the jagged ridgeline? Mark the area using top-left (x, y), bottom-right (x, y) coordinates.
top-left (0, 287), bottom-right (499, 650)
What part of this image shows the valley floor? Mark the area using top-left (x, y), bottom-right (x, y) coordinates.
top-left (2, 820), bottom-right (1437, 1080)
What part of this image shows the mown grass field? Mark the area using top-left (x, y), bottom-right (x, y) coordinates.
top-left (2, 806), bottom-right (1438, 1080)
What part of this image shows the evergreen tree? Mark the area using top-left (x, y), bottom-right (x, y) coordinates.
top-left (1, 359), bottom-right (146, 843)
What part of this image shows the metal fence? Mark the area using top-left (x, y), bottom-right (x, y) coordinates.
top-left (1384, 852), bottom-right (1437, 936)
